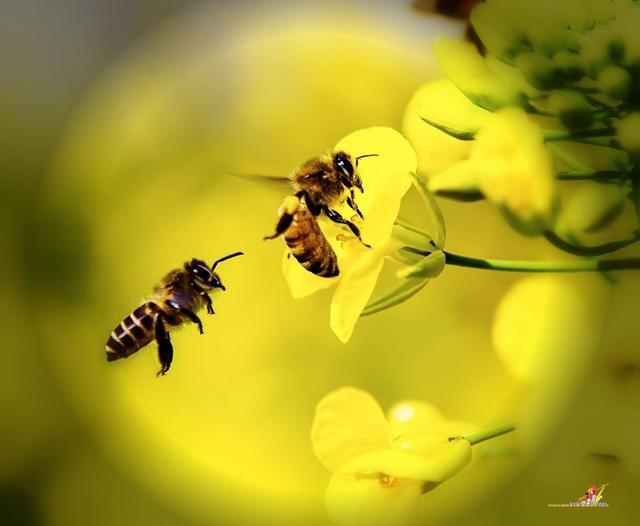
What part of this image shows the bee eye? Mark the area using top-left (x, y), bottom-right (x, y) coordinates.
top-left (192, 265), bottom-right (209, 279)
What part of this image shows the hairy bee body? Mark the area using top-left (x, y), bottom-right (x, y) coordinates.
top-left (266, 150), bottom-right (375, 277)
top-left (284, 196), bottom-right (339, 277)
top-left (290, 155), bottom-right (345, 207)
top-left (105, 252), bottom-right (242, 376)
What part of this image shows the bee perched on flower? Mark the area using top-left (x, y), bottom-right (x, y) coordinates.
top-left (275, 127), bottom-right (421, 342)
top-left (264, 148), bottom-right (378, 278)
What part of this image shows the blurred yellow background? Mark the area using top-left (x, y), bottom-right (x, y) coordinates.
top-left (2, 1), bottom-right (638, 525)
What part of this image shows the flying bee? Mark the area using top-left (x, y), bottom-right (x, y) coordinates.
top-left (264, 151), bottom-right (378, 277)
top-left (105, 252), bottom-right (243, 376)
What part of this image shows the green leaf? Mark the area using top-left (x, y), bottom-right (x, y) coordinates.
top-left (413, 78), bottom-right (492, 140)
top-left (420, 117), bottom-right (476, 141)
top-left (361, 278), bottom-right (428, 317)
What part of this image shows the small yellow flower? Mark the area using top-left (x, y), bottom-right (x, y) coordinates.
top-left (282, 127), bottom-right (417, 342)
top-left (312, 387), bottom-right (472, 526)
top-left (430, 107), bottom-right (558, 235)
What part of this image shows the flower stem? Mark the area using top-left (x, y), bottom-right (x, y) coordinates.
top-left (402, 247), bottom-right (640, 272)
top-left (544, 127), bottom-right (617, 142)
top-left (544, 230), bottom-right (640, 256)
top-left (556, 169), bottom-right (630, 182)
top-left (461, 423), bottom-right (516, 446)
top-left (442, 250), bottom-right (640, 272)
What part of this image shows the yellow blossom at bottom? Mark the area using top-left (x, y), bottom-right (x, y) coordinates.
top-left (312, 388), bottom-right (472, 526)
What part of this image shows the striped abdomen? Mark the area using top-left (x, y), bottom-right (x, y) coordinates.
top-left (105, 302), bottom-right (159, 362)
top-left (285, 204), bottom-right (339, 277)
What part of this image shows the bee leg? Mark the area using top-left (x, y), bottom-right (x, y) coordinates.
top-left (264, 212), bottom-right (293, 240)
top-left (324, 207), bottom-right (371, 248)
top-left (202, 293), bottom-right (214, 315)
top-left (346, 195), bottom-right (364, 219)
top-left (265, 195), bottom-right (302, 239)
top-left (180, 308), bottom-right (204, 335)
top-left (297, 190), bottom-right (322, 215)
top-left (154, 314), bottom-right (173, 376)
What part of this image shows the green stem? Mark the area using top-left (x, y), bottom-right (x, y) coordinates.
top-left (556, 169), bottom-right (630, 182)
top-left (545, 127), bottom-right (617, 142)
top-left (442, 250), bottom-right (640, 272)
top-left (451, 423), bottom-right (516, 445)
top-left (544, 230), bottom-right (640, 257)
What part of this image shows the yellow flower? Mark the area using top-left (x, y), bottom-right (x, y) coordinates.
top-left (430, 107), bottom-right (558, 235)
top-left (432, 38), bottom-right (525, 111)
top-left (311, 387), bottom-right (472, 526)
top-left (282, 127), bottom-right (417, 342)
top-left (402, 78), bottom-right (487, 180)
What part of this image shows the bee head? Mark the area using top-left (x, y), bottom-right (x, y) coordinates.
top-left (333, 151), bottom-right (378, 193)
top-left (187, 258), bottom-right (221, 290)
top-left (188, 251), bottom-right (244, 291)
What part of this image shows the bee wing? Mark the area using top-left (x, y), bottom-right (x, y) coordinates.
top-left (223, 171), bottom-right (291, 186)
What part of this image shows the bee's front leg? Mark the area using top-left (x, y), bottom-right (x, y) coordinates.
top-left (166, 300), bottom-right (204, 334)
top-left (154, 313), bottom-right (173, 376)
top-left (202, 293), bottom-right (214, 315)
top-left (323, 206), bottom-right (371, 248)
top-left (346, 194), bottom-right (364, 219)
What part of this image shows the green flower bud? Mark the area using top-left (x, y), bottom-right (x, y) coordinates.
top-left (596, 65), bottom-right (632, 100)
top-left (617, 112), bottom-right (640, 159)
top-left (516, 52), bottom-right (561, 91)
top-left (553, 50), bottom-right (585, 82)
top-left (548, 90), bottom-right (594, 130)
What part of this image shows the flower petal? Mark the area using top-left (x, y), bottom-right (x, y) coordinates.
top-left (330, 248), bottom-right (386, 343)
top-left (474, 107), bottom-right (558, 235)
top-left (427, 160), bottom-right (483, 202)
top-left (334, 127), bottom-right (416, 248)
top-left (326, 472), bottom-right (422, 526)
top-left (387, 400), bottom-right (443, 437)
top-left (404, 79), bottom-right (493, 156)
top-left (312, 387), bottom-right (391, 473)
top-left (433, 38), bottom-right (525, 111)
top-left (337, 440), bottom-right (471, 482)
top-left (281, 250), bottom-right (337, 299)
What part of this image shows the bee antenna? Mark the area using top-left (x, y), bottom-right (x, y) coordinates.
top-left (355, 153), bottom-right (379, 167)
top-left (211, 251), bottom-right (244, 271)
